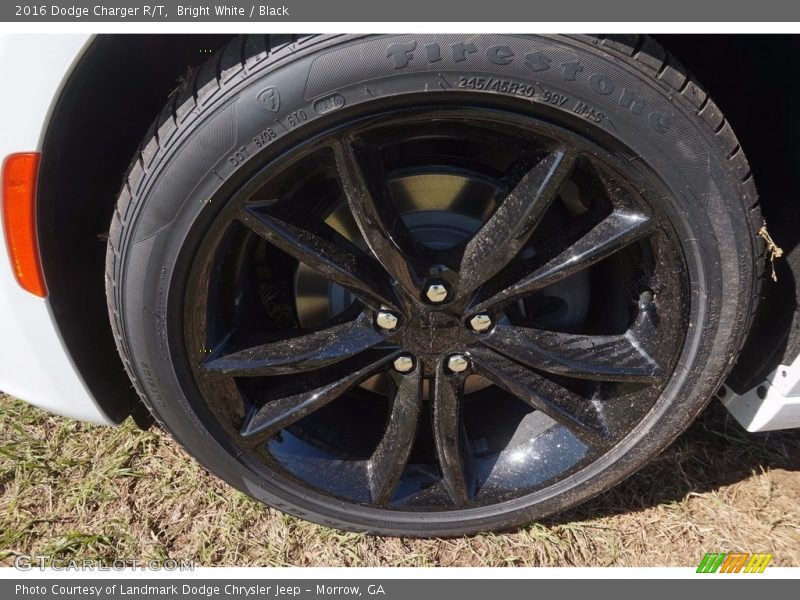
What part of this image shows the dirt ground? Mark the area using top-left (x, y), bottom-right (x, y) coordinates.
top-left (1, 391), bottom-right (798, 567)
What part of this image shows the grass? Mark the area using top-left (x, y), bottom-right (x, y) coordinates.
top-left (1, 391), bottom-right (798, 567)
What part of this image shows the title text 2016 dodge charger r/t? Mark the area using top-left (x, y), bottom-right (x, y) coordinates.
top-left (2, 34), bottom-right (799, 535)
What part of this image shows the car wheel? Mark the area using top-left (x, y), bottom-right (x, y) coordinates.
top-left (106, 34), bottom-right (764, 535)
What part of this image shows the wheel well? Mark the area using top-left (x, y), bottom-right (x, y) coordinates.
top-left (37, 34), bottom-right (234, 423)
top-left (35, 34), bottom-right (800, 423)
top-left (655, 35), bottom-right (800, 392)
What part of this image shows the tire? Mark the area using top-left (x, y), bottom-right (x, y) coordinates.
top-left (106, 34), bottom-right (764, 536)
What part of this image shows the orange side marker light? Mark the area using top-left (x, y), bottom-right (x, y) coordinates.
top-left (2, 153), bottom-right (46, 297)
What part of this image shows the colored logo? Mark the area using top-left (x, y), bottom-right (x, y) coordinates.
top-left (697, 552), bottom-right (773, 573)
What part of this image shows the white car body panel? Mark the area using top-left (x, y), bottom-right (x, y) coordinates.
top-left (719, 351), bottom-right (800, 432)
top-left (0, 33), bottom-right (113, 425)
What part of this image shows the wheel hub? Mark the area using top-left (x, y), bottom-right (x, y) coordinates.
top-left (403, 311), bottom-right (463, 355)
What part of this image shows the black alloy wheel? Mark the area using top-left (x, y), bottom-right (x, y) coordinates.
top-left (185, 109), bottom-right (686, 510)
top-left (107, 34), bottom-right (763, 535)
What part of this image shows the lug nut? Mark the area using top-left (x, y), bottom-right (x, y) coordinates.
top-left (375, 311), bottom-right (399, 331)
top-left (469, 314), bottom-right (493, 332)
top-left (446, 354), bottom-right (469, 373)
top-left (393, 355), bottom-right (415, 373)
top-left (425, 282), bottom-right (449, 304)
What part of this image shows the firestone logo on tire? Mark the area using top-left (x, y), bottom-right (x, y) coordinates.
top-left (256, 87), bottom-right (281, 112)
top-left (386, 40), bottom-right (673, 134)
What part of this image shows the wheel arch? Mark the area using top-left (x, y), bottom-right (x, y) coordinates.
top-left (36, 33), bottom-right (235, 424)
top-left (34, 33), bottom-right (800, 425)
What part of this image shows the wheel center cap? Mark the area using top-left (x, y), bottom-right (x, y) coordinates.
top-left (404, 312), bottom-right (462, 355)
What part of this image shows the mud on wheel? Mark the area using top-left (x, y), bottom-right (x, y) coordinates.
top-left (106, 34), bottom-right (763, 535)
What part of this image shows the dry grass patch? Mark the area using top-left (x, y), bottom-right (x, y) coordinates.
top-left (1, 392), bottom-right (798, 566)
